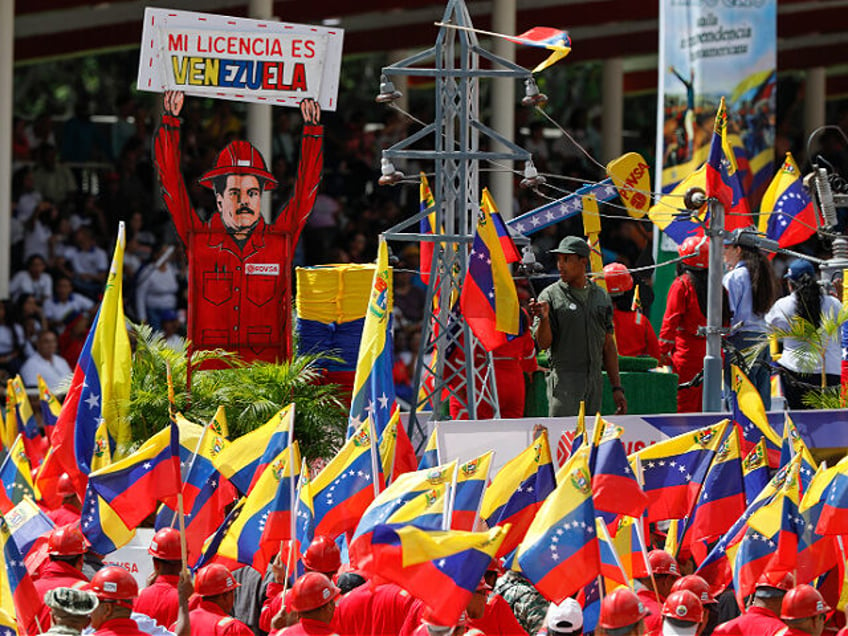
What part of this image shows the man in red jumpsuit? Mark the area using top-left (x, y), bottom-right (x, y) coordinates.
top-left (636, 550), bottom-right (680, 634)
top-left (712, 572), bottom-right (794, 636)
top-left (603, 263), bottom-right (660, 360)
top-left (777, 585), bottom-right (828, 636)
top-left (33, 525), bottom-right (90, 631)
top-left (273, 572), bottom-right (341, 636)
top-left (134, 528), bottom-right (182, 628)
top-left (154, 90), bottom-right (322, 365)
top-left (598, 587), bottom-right (650, 636)
top-left (181, 563), bottom-right (253, 636)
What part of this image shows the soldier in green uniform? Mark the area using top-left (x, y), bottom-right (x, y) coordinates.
top-left (528, 236), bottom-right (627, 416)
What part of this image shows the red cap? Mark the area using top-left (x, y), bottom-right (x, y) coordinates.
top-left (148, 528), bottom-right (181, 562)
top-left (303, 535), bottom-right (342, 575)
top-left (599, 588), bottom-right (650, 630)
top-left (289, 572), bottom-right (341, 613)
top-left (662, 590), bottom-right (704, 624)
top-left (57, 473), bottom-right (76, 498)
top-left (671, 575), bottom-right (717, 606)
top-left (48, 526), bottom-right (87, 557)
top-left (648, 549), bottom-right (681, 577)
top-left (677, 237), bottom-right (709, 269)
top-left (781, 584), bottom-right (831, 621)
top-left (603, 263), bottom-right (634, 295)
top-left (89, 566), bottom-right (138, 608)
top-left (199, 141), bottom-right (277, 191)
top-left (756, 571), bottom-right (796, 593)
top-left (195, 564), bottom-right (240, 597)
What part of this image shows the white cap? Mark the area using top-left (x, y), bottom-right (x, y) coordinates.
top-left (662, 622), bottom-right (700, 636)
top-left (546, 598), bottom-right (583, 635)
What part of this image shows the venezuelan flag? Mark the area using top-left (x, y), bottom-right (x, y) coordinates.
top-left (213, 404), bottom-right (294, 495)
top-left (742, 438), bottom-right (770, 507)
top-left (516, 447), bottom-right (601, 603)
top-left (52, 222), bottom-right (132, 497)
top-left (294, 460), bottom-right (315, 558)
top-left (705, 98), bottom-right (754, 232)
top-left (597, 518), bottom-right (629, 590)
top-left (779, 413), bottom-right (817, 493)
top-left (688, 426), bottom-right (746, 543)
top-left (480, 432), bottom-right (556, 557)
top-left (419, 173), bottom-right (438, 286)
top-left (729, 364), bottom-right (782, 466)
top-left (648, 167), bottom-right (707, 245)
top-left (418, 425), bottom-right (441, 470)
top-left (358, 524), bottom-right (507, 627)
top-left (759, 153), bottom-right (820, 249)
top-left (4, 498), bottom-right (54, 558)
top-left (378, 412), bottom-right (418, 485)
top-left (90, 416), bottom-right (112, 473)
top-left (451, 451), bottom-right (493, 531)
top-left (214, 442), bottom-right (301, 574)
top-left (0, 436), bottom-right (35, 506)
top-left (386, 482), bottom-right (448, 531)
top-left (589, 416), bottom-right (647, 519)
top-left (87, 418), bottom-right (181, 529)
top-left (348, 239), bottom-right (397, 440)
top-left (610, 516), bottom-right (650, 583)
top-left (11, 376), bottom-right (42, 467)
top-left (349, 460), bottom-right (456, 564)
top-left (312, 419), bottom-right (382, 540)
top-left (37, 375), bottom-right (62, 441)
top-left (0, 514), bottom-right (40, 636)
top-left (630, 420), bottom-right (729, 522)
top-left (0, 609), bottom-right (14, 636)
top-left (512, 27), bottom-right (572, 73)
top-left (459, 190), bottom-right (523, 352)
top-left (809, 454), bottom-right (848, 536)
top-left (80, 485), bottom-right (135, 554)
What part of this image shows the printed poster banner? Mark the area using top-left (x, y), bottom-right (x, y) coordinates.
top-left (137, 7), bottom-right (344, 111)
top-left (655, 0), bottom-right (776, 208)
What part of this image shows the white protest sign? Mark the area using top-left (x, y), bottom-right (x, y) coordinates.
top-left (137, 8), bottom-right (344, 111)
top-left (103, 528), bottom-right (155, 590)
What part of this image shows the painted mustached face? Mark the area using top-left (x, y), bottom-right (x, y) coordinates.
top-left (217, 175), bottom-right (262, 236)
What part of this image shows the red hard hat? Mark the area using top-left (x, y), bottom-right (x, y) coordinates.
top-left (662, 590), bottom-right (704, 624)
top-left (780, 584), bottom-right (831, 621)
top-left (303, 535), bottom-right (342, 575)
top-left (603, 263), bottom-right (634, 295)
top-left (599, 588), bottom-right (650, 630)
top-left (648, 549), bottom-right (681, 577)
top-left (671, 575), bottom-right (717, 606)
top-left (756, 571), bottom-right (796, 592)
top-left (198, 140), bottom-right (277, 191)
top-left (148, 528), bottom-right (181, 561)
top-left (89, 566), bottom-right (139, 607)
top-left (289, 572), bottom-right (341, 613)
top-left (57, 473), bottom-right (76, 498)
top-left (677, 237), bottom-right (709, 269)
top-left (48, 525), bottom-right (87, 557)
top-left (195, 564), bottom-right (240, 597)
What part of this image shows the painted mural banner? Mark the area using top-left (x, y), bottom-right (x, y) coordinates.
top-left (137, 7), bottom-right (344, 111)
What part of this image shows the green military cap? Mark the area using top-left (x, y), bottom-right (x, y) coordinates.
top-left (550, 236), bottom-right (590, 258)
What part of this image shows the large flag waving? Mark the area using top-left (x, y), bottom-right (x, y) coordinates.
top-left (589, 416), bottom-right (648, 519)
top-left (348, 239), bottom-right (397, 439)
top-left (705, 97), bottom-right (753, 232)
top-left (52, 222), bottom-right (132, 497)
top-left (460, 189), bottom-right (523, 352)
top-left (759, 153), bottom-right (820, 249)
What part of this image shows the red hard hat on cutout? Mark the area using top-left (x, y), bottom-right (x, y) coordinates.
top-left (195, 564), bottom-right (240, 597)
top-left (89, 566), bottom-right (138, 605)
top-left (677, 237), bottom-right (709, 269)
top-left (289, 572), bottom-right (341, 613)
top-left (303, 535), bottom-right (341, 575)
top-left (662, 590), bottom-right (704, 624)
top-left (648, 549), bottom-right (681, 577)
top-left (48, 525), bottom-right (87, 556)
top-left (756, 571), bottom-right (795, 592)
top-left (57, 473), bottom-right (76, 498)
top-left (781, 584), bottom-right (831, 620)
top-left (603, 263), bottom-right (634, 295)
top-left (148, 528), bottom-right (181, 562)
top-left (198, 141), bottom-right (277, 191)
top-left (672, 575), bottom-right (717, 606)
top-left (599, 588), bottom-right (650, 630)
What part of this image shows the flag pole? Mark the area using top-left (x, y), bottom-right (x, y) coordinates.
top-left (368, 418), bottom-right (382, 497)
top-left (166, 361), bottom-right (189, 571)
top-left (443, 462), bottom-right (459, 531)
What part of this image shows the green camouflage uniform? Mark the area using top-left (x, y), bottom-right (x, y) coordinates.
top-left (493, 570), bottom-right (546, 635)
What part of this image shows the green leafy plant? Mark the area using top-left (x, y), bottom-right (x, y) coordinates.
top-left (126, 323), bottom-right (347, 461)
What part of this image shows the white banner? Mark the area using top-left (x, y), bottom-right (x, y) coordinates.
top-left (137, 8), bottom-right (344, 111)
top-left (103, 528), bottom-right (155, 590)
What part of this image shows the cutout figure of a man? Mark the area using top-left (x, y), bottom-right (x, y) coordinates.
top-left (154, 90), bottom-right (322, 365)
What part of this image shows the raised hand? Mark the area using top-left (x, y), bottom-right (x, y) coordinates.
top-left (164, 90), bottom-right (185, 117)
top-left (300, 98), bottom-right (321, 125)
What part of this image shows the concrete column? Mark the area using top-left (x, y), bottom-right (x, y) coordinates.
top-left (248, 0), bottom-right (275, 221)
top-left (490, 0), bottom-right (516, 217)
top-left (805, 67), bottom-right (826, 145)
top-left (0, 1), bottom-right (13, 297)
top-left (601, 57), bottom-right (624, 163)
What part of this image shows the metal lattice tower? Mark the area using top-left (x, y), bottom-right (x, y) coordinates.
top-left (379, 0), bottom-right (532, 446)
